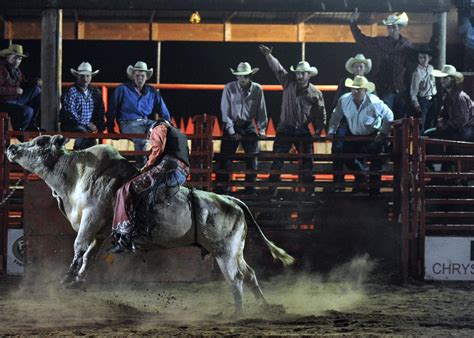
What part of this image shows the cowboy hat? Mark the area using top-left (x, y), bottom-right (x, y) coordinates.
top-left (126, 61), bottom-right (154, 80)
top-left (290, 61), bottom-right (318, 77)
top-left (345, 54), bottom-right (372, 74)
top-left (0, 44), bottom-right (29, 58)
top-left (382, 12), bottom-right (409, 27)
top-left (70, 62), bottom-right (99, 77)
top-left (230, 62), bottom-right (259, 76)
top-left (432, 64), bottom-right (464, 83)
top-left (345, 75), bottom-right (376, 93)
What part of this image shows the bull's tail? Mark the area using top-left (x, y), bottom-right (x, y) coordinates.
top-left (232, 197), bottom-right (295, 267)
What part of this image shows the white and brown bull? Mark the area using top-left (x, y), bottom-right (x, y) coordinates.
top-left (7, 135), bottom-right (294, 312)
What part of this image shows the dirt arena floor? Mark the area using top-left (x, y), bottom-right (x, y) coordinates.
top-left (1, 256), bottom-right (473, 336)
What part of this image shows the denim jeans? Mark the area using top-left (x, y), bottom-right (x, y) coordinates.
top-left (119, 119), bottom-right (156, 168)
top-left (216, 122), bottom-right (259, 192)
top-left (269, 125), bottom-right (314, 184)
top-left (381, 90), bottom-right (407, 120)
top-left (0, 85), bottom-right (41, 130)
top-left (337, 129), bottom-right (385, 189)
top-left (417, 97), bottom-right (435, 133)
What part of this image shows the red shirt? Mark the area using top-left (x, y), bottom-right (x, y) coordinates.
top-left (0, 60), bottom-right (24, 101)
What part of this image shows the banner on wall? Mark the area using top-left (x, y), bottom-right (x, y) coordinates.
top-left (425, 236), bottom-right (474, 281)
top-left (7, 229), bottom-right (24, 275)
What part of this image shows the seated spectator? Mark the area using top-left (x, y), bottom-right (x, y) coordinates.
top-left (0, 44), bottom-right (41, 131)
top-left (424, 65), bottom-right (474, 142)
top-left (259, 45), bottom-right (326, 196)
top-left (60, 62), bottom-right (105, 150)
top-left (410, 48), bottom-right (437, 133)
top-left (328, 76), bottom-right (394, 195)
top-left (215, 62), bottom-right (268, 195)
top-left (107, 61), bottom-right (170, 168)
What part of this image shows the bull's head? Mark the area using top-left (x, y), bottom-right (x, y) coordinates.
top-left (7, 135), bottom-right (69, 172)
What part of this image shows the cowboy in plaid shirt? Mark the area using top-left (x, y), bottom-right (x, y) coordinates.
top-left (60, 62), bottom-right (105, 150)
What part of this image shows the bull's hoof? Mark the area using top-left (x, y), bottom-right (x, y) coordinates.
top-left (232, 309), bottom-right (243, 319)
top-left (66, 279), bottom-right (87, 291)
top-left (60, 274), bottom-right (75, 285)
top-left (261, 303), bottom-right (287, 316)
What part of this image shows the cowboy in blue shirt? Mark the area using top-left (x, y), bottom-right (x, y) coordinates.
top-left (107, 61), bottom-right (171, 167)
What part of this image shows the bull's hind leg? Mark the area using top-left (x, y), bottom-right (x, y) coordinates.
top-left (215, 255), bottom-right (244, 314)
top-left (239, 257), bottom-right (268, 307)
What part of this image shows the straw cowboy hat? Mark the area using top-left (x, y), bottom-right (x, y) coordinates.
top-left (382, 12), bottom-right (409, 27)
top-left (345, 75), bottom-right (376, 93)
top-left (230, 62), bottom-right (259, 76)
top-left (432, 64), bottom-right (464, 83)
top-left (290, 61), bottom-right (318, 77)
top-left (345, 54), bottom-right (372, 74)
top-left (70, 62), bottom-right (99, 77)
top-left (126, 61), bottom-right (154, 80)
top-left (0, 44), bottom-right (29, 58)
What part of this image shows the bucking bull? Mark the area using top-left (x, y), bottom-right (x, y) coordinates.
top-left (7, 135), bottom-right (294, 312)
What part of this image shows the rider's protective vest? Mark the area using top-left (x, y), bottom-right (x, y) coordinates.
top-left (163, 126), bottom-right (190, 167)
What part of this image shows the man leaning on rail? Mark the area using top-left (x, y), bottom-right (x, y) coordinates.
top-left (215, 61), bottom-right (268, 195)
top-left (327, 76), bottom-right (394, 195)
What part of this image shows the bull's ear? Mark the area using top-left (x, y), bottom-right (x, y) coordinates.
top-left (51, 135), bottom-right (68, 150)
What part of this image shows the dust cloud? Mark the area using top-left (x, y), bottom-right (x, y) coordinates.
top-left (1, 255), bottom-right (373, 325)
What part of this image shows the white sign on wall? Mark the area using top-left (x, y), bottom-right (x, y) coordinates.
top-left (425, 236), bottom-right (474, 281)
top-left (7, 229), bottom-right (24, 275)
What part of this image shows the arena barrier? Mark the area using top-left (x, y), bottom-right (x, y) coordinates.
top-left (3, 113), bottom-right (472, 282)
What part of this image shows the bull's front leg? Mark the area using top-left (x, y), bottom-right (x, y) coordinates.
top-left (60, 253), bottom-right (82, 285)
top-left (63, 209), bottom-right (103, 286)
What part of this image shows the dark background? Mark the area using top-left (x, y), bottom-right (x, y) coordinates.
top-left (0, 39), bottom-right (465, 124)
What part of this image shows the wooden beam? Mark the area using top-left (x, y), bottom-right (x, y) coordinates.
top-left (231, 24), bottom-right (297, 42)
top-left (82, 22), bottom-right (149, 40)
top-left (2, 20), bottom-right (462, 44)
top-left (6, 20), bottom-right (41, 39)
top-left (224, 22), bottom-right (232, 41)
top-left (76, 21), bottom-right (85, 39)
top-left (41, 9), bottom-right (62, 131)
top-left (62, 21), bottom-right (75, 40)
top-left (297, 23), bottom-right (305, 42)
top-left (154, 23), bottom-right (223, 41)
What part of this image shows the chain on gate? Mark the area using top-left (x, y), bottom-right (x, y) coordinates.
top-left (0, 178), bottom-right (24, 206)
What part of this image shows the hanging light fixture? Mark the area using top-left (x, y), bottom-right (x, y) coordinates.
top-left (190, 10), bottom-right (201, 24)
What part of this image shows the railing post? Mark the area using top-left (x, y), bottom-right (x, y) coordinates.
top-left (0, 113), bottom-right (11, 274)
top-left (400, 118), bottom-right (411, 283)
top-left (419, 138), bottom-right (427, 280)
top-left (190, 114), bottom-right (215, 191)
top-left (410, 118), bottom-right (422, 279)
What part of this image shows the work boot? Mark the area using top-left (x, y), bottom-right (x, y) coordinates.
top-left (109, 233), bottom-right (133, 253)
